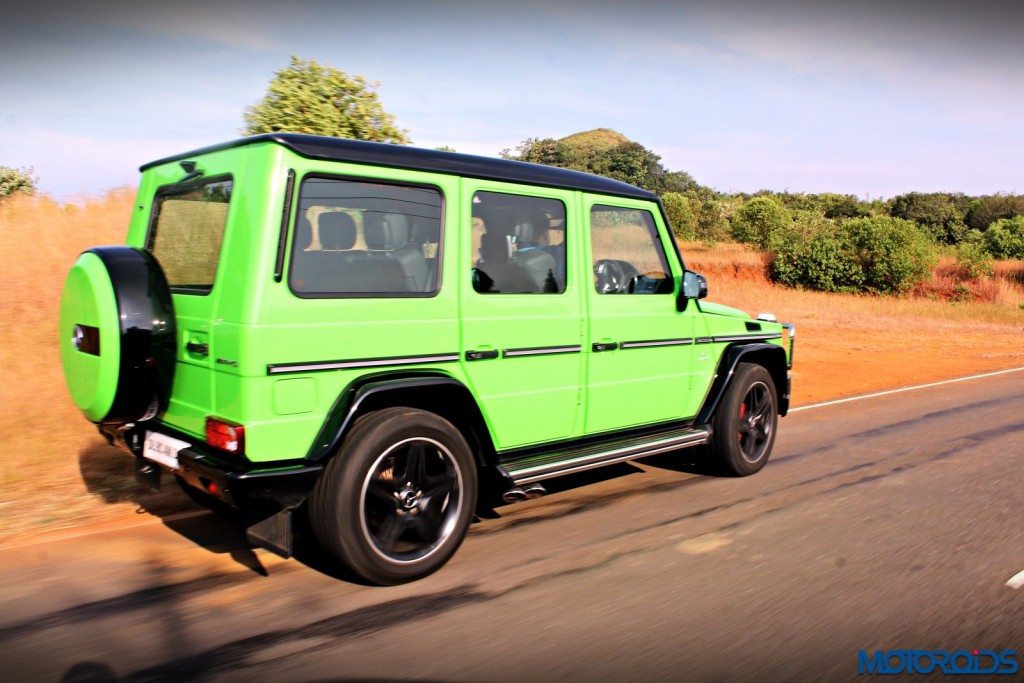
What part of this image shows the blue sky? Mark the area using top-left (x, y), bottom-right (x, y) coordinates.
top-left (2, 0), bottom-right (1022, 200)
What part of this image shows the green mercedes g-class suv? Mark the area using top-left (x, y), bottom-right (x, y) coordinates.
top-left (59, 134), bottom-right (794, 584)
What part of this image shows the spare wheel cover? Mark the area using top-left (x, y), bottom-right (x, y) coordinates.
top-left (59, 246), bottom-right (176, 424)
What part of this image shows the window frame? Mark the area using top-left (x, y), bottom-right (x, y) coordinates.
top-left (587, 203), bottom-right (675, 296)
top-left (470, 189), bottom-right (569, 296)
top-left (146, 173), bottom-right (234, 296)
top-left (286, 172), bottom-right (446, 300)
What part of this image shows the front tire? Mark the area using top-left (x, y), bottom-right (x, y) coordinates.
top-left (308, 407), bottom-right (477, 585)
top-left (708, 362), bottom-right (778, 476)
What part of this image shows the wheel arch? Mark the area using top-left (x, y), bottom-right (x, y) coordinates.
top-left (696, 343), bottom-right (790, 425)
top-left (305, 371), bottom-right (497, 468)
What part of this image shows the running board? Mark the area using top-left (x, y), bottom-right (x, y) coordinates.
top-left (499, 426), bottom-right (711, 486)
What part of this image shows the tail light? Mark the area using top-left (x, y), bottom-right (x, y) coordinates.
top-left (206, 417), bottom-right (245, 455)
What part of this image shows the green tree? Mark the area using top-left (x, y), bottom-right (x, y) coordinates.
top-left (501, 129), bottom-right (697, 195)
top-left (244, 56), bottom-right (409, 143)
top-left (729, 196), bottom-right (791, 249)
top-left (818, 193), bottom-right (871, 219)
top-left (661, 192), bottom-right (696, 240)
top-left (693, 198), bottom-right (728, 245)
top-left (964, 194), bottom-right (1024, 231)
top-left (982, 216), bottom-right (1024, 259)
top-left (888, 192), bottom-right (967, 244)
top-left (0, 166), bottom-right (37, 198)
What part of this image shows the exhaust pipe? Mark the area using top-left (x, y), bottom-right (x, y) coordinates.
top-left (501, 483), bottom-right (547, 504)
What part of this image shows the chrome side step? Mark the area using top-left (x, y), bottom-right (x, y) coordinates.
top-left (500, 426), bottom-right (710, 486)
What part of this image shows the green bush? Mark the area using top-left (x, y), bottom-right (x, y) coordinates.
top-left (0, 166), bottom-right (37, 198)
top-left (661, 192), bottom-right (696, 240)
top-left (842, 216), bottom-right (937, 293)
top-left (982, 216), bottom-right (1024, 259)
top-left (729, 196), bottom-right (791, 249)
top-left (772, 229), bottom-right (863, 292)
top-left (770, 216), bottom-right (936, 294)
top-left (955, 233), bottom-right (994, 278)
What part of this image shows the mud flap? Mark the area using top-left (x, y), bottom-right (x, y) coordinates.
top-left (246, 506), bottom-right (294, 558)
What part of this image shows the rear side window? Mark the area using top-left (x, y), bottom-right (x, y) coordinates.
top-left (148, 177), bottom-right (232, 294)
top-left (471, 191), bottom-right (566, 294)
top-left (290, 177), bottom-right (443, 297)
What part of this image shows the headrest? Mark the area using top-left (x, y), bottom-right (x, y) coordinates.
top-left (409, 218), bottom-right (439, 244)
top-left (516, 207), bottom-right (550, 243)
top-left (318, 212), bottom-right (357, 250)
top-left (480, 206), bottom-right (517, 236)
top-left (480, 232), bottom-right (510, 264)
top-left (364, 213), bottom-right (409, 250)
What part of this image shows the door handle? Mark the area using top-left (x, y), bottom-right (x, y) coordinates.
top-left (592, 342), bottom-right (619, 352)
top-left (465, 349), bottom-right (499, 361)
top-left (186, 341), bottom-right (209, 356)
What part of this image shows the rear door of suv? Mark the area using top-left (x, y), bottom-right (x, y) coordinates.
top-left (458, 181), bottom-right (583, 450)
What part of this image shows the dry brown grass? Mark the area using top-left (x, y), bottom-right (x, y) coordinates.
top-left (0, 192), bottom-right (1021, 542)
top-left (0, 190), bottom-right (188, 541)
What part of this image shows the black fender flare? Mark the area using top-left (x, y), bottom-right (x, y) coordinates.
top-left (696, 343), bottom-right (790, 425)
top-left (304, 371), bottom-right (495, 466)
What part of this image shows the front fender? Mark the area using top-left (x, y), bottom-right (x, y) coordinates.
top-left (696, 343), bottom-right (790, 425)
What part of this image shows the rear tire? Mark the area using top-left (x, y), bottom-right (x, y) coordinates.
top-left (708, 362), bottom-right (778, 476)
top-left (308, 407), bottom-right (477, 585)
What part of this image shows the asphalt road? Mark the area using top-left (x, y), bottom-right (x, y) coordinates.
top-left (1, 372), bottom-right (1022, 682)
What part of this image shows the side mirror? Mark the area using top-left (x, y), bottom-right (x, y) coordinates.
top-left (683, 270), bottom-right (708, 299)
top-left (677, 270), bottom-right (708, 311)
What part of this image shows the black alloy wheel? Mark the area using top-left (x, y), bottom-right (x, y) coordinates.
top-left (708, 362), bottom-right (778, 476)
top-left (737, 380), bottom-right (774, 464)
top-left (360, 436), bottom-right (463, 564)
top-left (309, 407), bottom-right (477, 585)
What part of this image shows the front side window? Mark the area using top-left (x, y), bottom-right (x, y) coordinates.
top-left (589, 205), bottom-right (673, 294)
top-left (471, 191), bottom-right (566, 294)
top-left (290, 177), bottom-right (442, 296)
top-left (148, 177), bottom-right (232, 293)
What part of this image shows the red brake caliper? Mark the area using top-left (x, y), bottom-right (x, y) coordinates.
top-left (738, 402), bottom-right (747, 442)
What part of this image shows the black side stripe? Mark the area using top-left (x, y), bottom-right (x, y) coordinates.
top-left (619, 338), bottom-right (693, 350)
top-left (267, 352), bottom-right (460, 375)
top-left (503, 345), bottom-right (582, 358)
top-left (712, 333), bottom-right (782, 342)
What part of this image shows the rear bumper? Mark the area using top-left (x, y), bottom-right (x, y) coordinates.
top-left (99, 423), bottom-right (323, 508)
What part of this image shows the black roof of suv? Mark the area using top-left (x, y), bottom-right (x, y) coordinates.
top-left (140, 133), bottom-right (658, 201)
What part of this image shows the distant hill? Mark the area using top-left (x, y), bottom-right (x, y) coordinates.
top-left (558, 128), bottom-right (630, 158)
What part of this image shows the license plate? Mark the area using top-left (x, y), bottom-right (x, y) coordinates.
top-left (142, 431), bottom-right (191, 471)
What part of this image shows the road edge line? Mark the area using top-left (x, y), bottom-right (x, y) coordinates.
top-left (790, 366), bottom-right (1024, 413)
